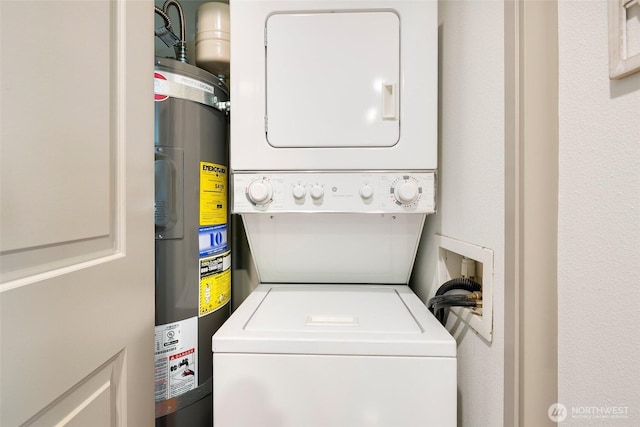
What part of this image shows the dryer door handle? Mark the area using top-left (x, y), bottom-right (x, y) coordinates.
top-left (381, 82), bottom-right (398, 120)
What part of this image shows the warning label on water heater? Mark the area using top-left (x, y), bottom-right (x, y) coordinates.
top-left (154, 317), bottom-right (198, 402)
top-left (199, 162), bottom-right (227, 226)
top-left (199, 250), bottom-right (231, 317)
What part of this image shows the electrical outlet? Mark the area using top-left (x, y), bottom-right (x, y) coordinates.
top-left (436, 235), bottom-right (493, 342)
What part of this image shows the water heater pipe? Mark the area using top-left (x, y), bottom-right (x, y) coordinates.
top-left (155, 0), bottom-right (188, 63)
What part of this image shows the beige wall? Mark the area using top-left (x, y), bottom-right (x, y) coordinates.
top-left (412, 1), bottom-right (506, 425)
top-left (414, 2), bottom-right (563, 426)
top-left (557, 1), bottom-right (640, 425)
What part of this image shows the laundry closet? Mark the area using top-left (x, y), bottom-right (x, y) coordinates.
top-left (153, 0), bottom-right (466, 426)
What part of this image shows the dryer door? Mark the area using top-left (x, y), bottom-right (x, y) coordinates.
top-left (265, 11), bottom-right (400, 148)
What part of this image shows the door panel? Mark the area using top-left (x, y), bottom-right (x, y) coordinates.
top-left (0, 1), bottom-right (154, 426)
top-left (0, 0), bottom-right (112, 252)
top-left (24, 351), bottom-right (124, 427)
top-left (0, 0), bottom-right (117, 283)
top-left (265, 11), bottom-right (400, 148)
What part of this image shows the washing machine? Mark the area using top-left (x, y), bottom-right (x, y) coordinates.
top-left (213, 284), bottom-right (456, 426)
top-left (213, 0), bottom-right (455, 425)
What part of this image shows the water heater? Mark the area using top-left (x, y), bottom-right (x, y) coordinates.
top-left (154, 56), bottom-right (230, 426)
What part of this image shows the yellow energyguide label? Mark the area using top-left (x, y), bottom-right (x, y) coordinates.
top-left (199, 251), bottom-right (231, 317)
top-left (199, 162), bottom-right (227, 226)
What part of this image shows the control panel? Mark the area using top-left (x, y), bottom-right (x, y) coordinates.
top-left (232, 172), bottom-right (436, 213)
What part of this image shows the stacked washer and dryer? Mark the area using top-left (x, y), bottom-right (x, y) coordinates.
top-left (212, 1), bottom-right (456, 426)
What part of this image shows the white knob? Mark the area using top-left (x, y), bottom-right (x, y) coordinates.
top-left (247, 180), bottom-right (272, 204)
top-left (394, 181), bottom-right (419, 204)
top-left (359, 184), bottom-right (374, 200)
top-left (310, 185), bottom-right (324, 200)
top-left (292, 185), bottom-right (306, 200)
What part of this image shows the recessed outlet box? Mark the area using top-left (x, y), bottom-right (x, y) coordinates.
top-left (436, 234), bottom-right (493, 342)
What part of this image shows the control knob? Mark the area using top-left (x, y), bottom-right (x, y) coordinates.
top-left (246, 179), bottom-right (273, 205)
top-left (394, 180), bottom-right (420, 205)
top-left (359, 184), bottom-right (374, 201)
top-left (292, 184), bottom-right (306, 201)
top-left (310, 185), bottom-right (324, 201)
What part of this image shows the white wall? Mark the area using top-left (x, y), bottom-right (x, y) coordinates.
top-left (558, 1), bottom-right (640, 426)
top-left (558, 1), bottom-right (640, 425)
top-left (411, 1), bottom-right (505, 426)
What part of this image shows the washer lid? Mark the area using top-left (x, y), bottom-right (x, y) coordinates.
top-left (212, 284), bottom-right (456, 357)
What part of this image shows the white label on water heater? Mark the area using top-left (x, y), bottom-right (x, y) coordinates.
top-left (154, 316), bottom-right (198, 402)
top-left (155, 70), bottom-right (216, 95)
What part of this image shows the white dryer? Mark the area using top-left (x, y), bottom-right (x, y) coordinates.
top-left (213, 0), bottom-right (455, 426)
top-left (229, 0), bottom-right (438, 171)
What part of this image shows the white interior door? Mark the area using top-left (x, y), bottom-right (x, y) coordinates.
top-left (0, 1), bottom-right (154, 425)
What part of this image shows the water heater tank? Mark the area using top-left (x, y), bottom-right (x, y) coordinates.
top-left (154, 56), bottom-right (230, 427)
top-left (196, 2), bottom-right (230, 78)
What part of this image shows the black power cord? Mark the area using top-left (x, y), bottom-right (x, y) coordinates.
top-left (428, 278), bottom-right (482, 325)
